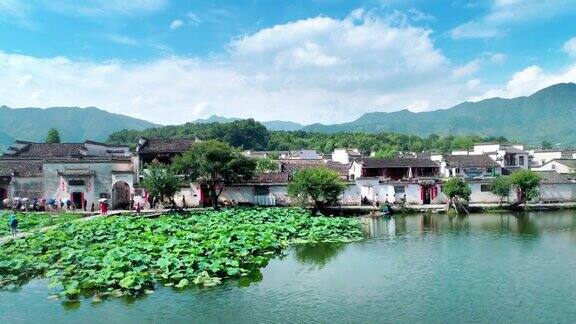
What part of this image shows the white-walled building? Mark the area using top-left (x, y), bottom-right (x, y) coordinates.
top-left (332, 148), bottom-right (363, 164)
top-left (438, 155), bottom-right (501, 179)
top-left (529, 150), bottom-right (576, 167)
top-left (532, 159), bottom-right (576, 174)
top-left (452, 143), bottom-right (529, 174)
top-left (0, 140), bottom-right (133, 209)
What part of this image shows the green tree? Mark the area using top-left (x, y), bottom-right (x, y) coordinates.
top-left (256, 157), bottom-right (280, 173)
top-left (45, 128), bottom-right (61, 144)
top-left (142, 162), bottom-right (181, 208)
top-left (442, 177), bottom-right (471, 211)
top-left (287, 167), bottom-right (345, 215)
top-left (374, 147), bottom-right (399, 160)
top-left (540, 140), bottom-right (553, 150)
top-left (510, 170), bottom-right (541, 206)
top-left (172, 140), bottom-right (256, 209)
top-left (490, 176), bottom-right (512, 206)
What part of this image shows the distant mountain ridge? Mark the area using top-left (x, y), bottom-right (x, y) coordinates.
top-left (2, 82), bottom-right (575, 151)
top-left (302, 83), bottom-right (576, 146)
top-left (192, 114), bottom-right (303, 131)
top-left (0, 106), bottom-right (157, 150)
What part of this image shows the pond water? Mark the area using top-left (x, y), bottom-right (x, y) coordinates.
top-left (1, 211), bottom-right (576, 323)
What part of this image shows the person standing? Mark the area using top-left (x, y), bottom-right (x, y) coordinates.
top-left (129, 198), bottom-right (134, 211)
top-left (8, 213), bottom-right (18, 237)
top-left (91, 202), bottom-right (95, 213)
top-left (83, 199), bottom-right (87, 212)
top-left (182, 195), bottom-right (186, 208)
top-left (136, 202), bottom-right (141, 213)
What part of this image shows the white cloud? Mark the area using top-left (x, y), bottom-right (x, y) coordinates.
top-left (488, 52), bottom-right (507, 64)
top-left (103, 34), bottom-right (140, 46)
top-left (0, 10), bottom-right (510, 125)
top-left (471, 64), bottom-right (576, 100)
top-left (453, 60), bottom-right (481, 78)
top-left (451, 0), bottom-right (576, 39)
top-left (562, 37), bottom-right (576, 57)
top-left (169, 19), bottom-right (184, 30)
top-left (170, 12), bottom-right (201, 30)
top-left (187, 12), bottom-right (201, 25)
top-left (0, 0), bottom-right (35, 28)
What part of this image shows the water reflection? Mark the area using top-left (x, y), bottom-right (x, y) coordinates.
top-left (293, 243), bottom-right (346, 268)
top-left (362, 211), bottom-right (576, 238)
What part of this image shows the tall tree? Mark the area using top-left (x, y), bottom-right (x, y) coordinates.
top-left (142, 162), bottom-right (181, 208)
top-left (172, 140), bottom-right (256, 209)
top-left (45, 128), bottom-right (61, 144)
top-left (540, 140), bottom-right (553, 150)
top-left (442, 177), bottom-right (471, 212)
top-left (288, 167), bottom-right (345, 215)
top-left (490, 176), bottom-right (512, 206)
top-left (510, 170), bottom-right (541, 207)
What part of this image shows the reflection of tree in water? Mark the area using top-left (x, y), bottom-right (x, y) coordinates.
top-left (446, 214), bottom-right (471, 233)
top-left (515, 214), bottom-right (539, 236)
top-left (294, 243), bottom-right (346, 268)
top-left (237, 269), bottom-right (264, 288)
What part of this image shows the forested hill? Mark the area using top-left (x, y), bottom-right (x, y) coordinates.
top-left (107, 118), bottom-right (509, 154)
top-left (303, 83), bottom-right (576, 146)
top-left (0, 106), bottom-right (157, 149)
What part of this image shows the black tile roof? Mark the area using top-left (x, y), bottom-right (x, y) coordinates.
top-left (533, 171), bottom-right (576, 184)
top-left (3, 143), bottom-right (85, 158)
top-left (137, 138), bottom-right (194, 154)
top-left (444, 155), bottom-right (498, 168)
top-left (358, 158), bottom-right (439, 168)
top-left (0, 159), bottom-right (43, 177)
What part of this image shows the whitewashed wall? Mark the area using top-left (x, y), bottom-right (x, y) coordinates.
top-left (539, 183), bottom-right (576, 202)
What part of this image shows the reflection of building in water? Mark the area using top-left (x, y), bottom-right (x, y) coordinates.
top-left (394, 216), bottom-right (407, 235)
top-left (387, 217), bottom-right (396, 236)
top-left (420, 214), bottom-right (439, 233)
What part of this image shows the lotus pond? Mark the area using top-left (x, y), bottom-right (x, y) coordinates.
top-left (0, 208), bottom-right (363, 299)
top-left (2, 210), bottom-right (576, 323)
top-left (0, 212), bottom-right (82, 236)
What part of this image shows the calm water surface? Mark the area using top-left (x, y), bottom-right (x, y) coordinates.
top-left (1, 211), bottom-right (576, 323)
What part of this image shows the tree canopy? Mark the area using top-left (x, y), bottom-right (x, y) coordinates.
top-left (255, 157), bottom-right (280, 173)
top-left (510, 170), bottom-right (541, 205)
top-left (142, 162), bottom-right (181, 207)
top-left (490, 176), bottom-right (512, 205)
top-left (172, 140), bottom-right (256, 209)
top-left (287, 167), bottom-right (345, 214)
top-left (45, 128), bottom-right (61, 144)
top-left (107, 119), bottom-right (508, 154)
top-left (442, 177), bottom-right (471, 201)
top-left (108, 119), bottom-right (268, 150)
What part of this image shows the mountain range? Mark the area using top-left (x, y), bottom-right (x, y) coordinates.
top-left (302, 83), bottom-right (576, 146)
top-left (1, 82), bottom-right (575, 151)
top-left (191, 115), bottom-right (303, 131)
top-left (0, 106), bottom-right (157, 150)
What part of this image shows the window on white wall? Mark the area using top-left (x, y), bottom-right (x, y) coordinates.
top-left (394, 186), bottom-right (405, 194)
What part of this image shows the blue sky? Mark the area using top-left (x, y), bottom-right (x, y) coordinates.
top-left (0, 0), bottom-right (575, 125)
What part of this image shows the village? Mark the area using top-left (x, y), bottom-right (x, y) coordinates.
top-left (1, 137), bottom-right (575, 212)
